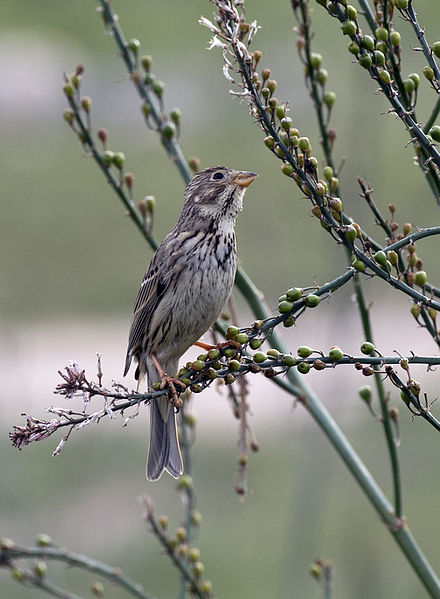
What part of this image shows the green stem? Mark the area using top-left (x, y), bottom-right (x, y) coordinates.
top-left (1, 546), bottom-right (152, 599)
top-left (357, 0), bottom-right (376, 32)
top-left (353, 273), bottom-right (402, 517)
top-left (98, 0), bottom-right (192, 185)
top-left (281, 376), bottom-right (440, 598)
top-left (406, 4), bottom-right (440, 83)
top-left (424, 96), bottom-right (440, 133)
top-left (384, 226), bottom-right (440, 252)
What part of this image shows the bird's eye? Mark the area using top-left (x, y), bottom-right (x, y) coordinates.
top-left (212, 172), bottom-right (224, 180)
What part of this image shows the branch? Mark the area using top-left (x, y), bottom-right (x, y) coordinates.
top-left (0, 540), bottom-right (152, 599)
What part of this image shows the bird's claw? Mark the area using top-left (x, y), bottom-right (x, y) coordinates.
top-left (160, 375), bottom-right (186, 409)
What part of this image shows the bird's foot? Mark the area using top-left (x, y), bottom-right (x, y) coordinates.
top-left (150, 354), bottom-right (186, 409)
top-left (160, 375), bottom-right (186, 409)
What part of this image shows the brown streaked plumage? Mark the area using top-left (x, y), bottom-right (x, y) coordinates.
top-left (124, 166), bottom-right (257, 481)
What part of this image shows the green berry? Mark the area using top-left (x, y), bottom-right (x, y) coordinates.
top-left (235, 332), bottom-right (248, 344)
top-left (63, 82), bottom-right (75, 97)
top-left (433, 42), bottom-right (440, 59)
top-left (170, 108), bottom-right (181, 124)
top-left (328, 346), bottom-right (343, 361)
top-left (249, 338), bottom-right (263, 350)
top-left (390, 31), bottom-right (401, 47)
top-left (323, 166), bottom-right (333, 180)
top-left (162, 123), bottom-right (176, 141)
top-left (281, 163), bottom-right (294, 177)
top-left (36, 534), bottom-right (52, 547)
top-left (348, 41), bottom-right (360, 55)
top-left (208, 348), bottom-right (220, 360)
top-left (395, 0), bottom-right (408, 8)
top-left (191, 360), bottom-right (205, 372)
top-left (375, 27), bottom-right (388, 42)
top-left (282, 354), bottom-right (297, 367)
top-left (253, 351), bottom-right (267, 363)
top-left (297, 346), bottom-right (312, 358)
top-left (141, 55), bottom-right (153, 70)
top-left (423, 66), bottom-right (434, 81)
top-left (226, 325), bottom-right (239, 339)
top-left (63, 109), bottom-right (74, 124)
top-left (298, 137), bottom-right (310, 151)
top-left (358, 385), bottom-right (373, 402)
top-left (359, 53), bottom-right (373, 69)
top-left (360, 35), bottom-right (374, 51)
top-left (113, 152), bottom-right (126, 168)
top-left (101, 150), bottom-right (115, 167)
top-left (374, 51), bottom-right (386, 66)
top-left (341, 20), bottom-right (356, 36)
top-left (144, 72), bottom-right (156, 85)
top-left (228, 359), bottom-right (241, 372)
top-left (128, 38), bottom-right (141, 53)
top-left (152, 79), bottom-right (165, 96)
top-left (278, 300), bottom-right (293, 313)
top-left (410, 304), bottom-right (421, 318)
top-left (346, 5), bottom-right (357, 19)
top-left (317, 68), bottom-right (328, 84)
top-left (224, 348), bottom-right (236, 358)
top-left (310, 53), bottom-right (323, 68)
top-left (360, 341), bottom-right (375, 355)
top-left (352, 259), bottom-right (365, 272)
top-left (344, 225), bottom-right (357, 243)
top-left (404, 78), bottom-right (415, 93)
top-left (408, 73), bottom-right (420, 89)
top-left (280, 117), bottom-right (292, 131)
top-left (283, 316), bottom-right (295, 327)
top-left (374, 250), bottom-right (387, 266)
top-left (264, 135), bottom-right (275, 149)
top-left (429, 126), bottom-right (440, 142)
top-left (305, 294), bottom-right (320, 308)
top-left (286, 287), bottom-right (302, 301)
top-left (379, 69), bottom-right (391, 84)
top-left (267, 349), bottom-right (280, 359)
top-left (414, 270), bottom-right (427, 286)
top-left (34, 562), bottom-right (47, 578)
top-left (323, 91), bottom-right (336, 107)
top-left (297, 361), bottom-right (311, 374)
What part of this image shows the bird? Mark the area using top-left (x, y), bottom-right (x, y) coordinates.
top-left (124, 166), bottom-right (257, 481)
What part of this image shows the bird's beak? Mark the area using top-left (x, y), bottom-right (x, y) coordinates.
top-left (231, 171), bottom-right (258, 188)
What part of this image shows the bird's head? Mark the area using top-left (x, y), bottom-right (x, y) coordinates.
top-left (182, 166), bottom-right (258, 222)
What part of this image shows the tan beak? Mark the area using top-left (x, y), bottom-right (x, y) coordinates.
top-left (231, 171), bottom-right (258, 188)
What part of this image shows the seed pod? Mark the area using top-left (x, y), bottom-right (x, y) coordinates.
top-left (112, 152), bottom-right (125, 168)
top-left (282, 354), bottom-right (297, 367)
top-left (341, 20), bottom-right (356, 36)
top-left (297, 361), bottom-right (311, 374)
top-left (358, 385), bottom-right (372, 403)
top-left (359, 53), bottom-right (373, 69)
top-left (423, 66), bottom-right (434, 81)
top-left (328, 346), bottom-right (343, 361)
top-left (360, 341), bottom-right (375, 355)
top-left (305, 294), bottom-right (320, 307)
top-left (297, 346), bottom-right (312, 358)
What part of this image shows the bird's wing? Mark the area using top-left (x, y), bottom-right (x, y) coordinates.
top-left (124, 227), bottom-right (199, 376)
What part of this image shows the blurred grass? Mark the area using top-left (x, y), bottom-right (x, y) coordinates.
top-left (2, 1), bottom-right (440, 598)
top-left (2, 1), bottom-right (440, 319)
top-left (2, 411), bottom-right (440, 598)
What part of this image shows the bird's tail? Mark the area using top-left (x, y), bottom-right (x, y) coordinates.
top-left (146, 357), bottom-right (183, 482)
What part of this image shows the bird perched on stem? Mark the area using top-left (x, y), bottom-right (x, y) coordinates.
top-left (124, 166), bottom-right (257, 481)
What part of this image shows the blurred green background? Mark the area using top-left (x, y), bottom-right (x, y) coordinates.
top-left (2, 1), bottom-right (440, 597)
